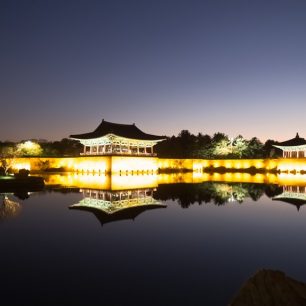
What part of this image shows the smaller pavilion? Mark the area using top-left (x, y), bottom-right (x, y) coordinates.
top-left (70, 120), bottom-right (165, 156)
top-left (273, 133), bottom-right (306, 158)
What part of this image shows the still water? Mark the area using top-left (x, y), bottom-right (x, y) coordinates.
top-left (1, 173), bottom-right (306, 306)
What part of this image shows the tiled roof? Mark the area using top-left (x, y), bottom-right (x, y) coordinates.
top-left (70, 120), bottom-right (165, 141)
top-left (278, 133), bottom-right (306, 146)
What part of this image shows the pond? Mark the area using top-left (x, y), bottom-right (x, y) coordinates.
top-left (1, 173), bottom-right (306, 305)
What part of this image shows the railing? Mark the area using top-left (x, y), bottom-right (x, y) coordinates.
top-left (80, 152), bottom-right (157, 157)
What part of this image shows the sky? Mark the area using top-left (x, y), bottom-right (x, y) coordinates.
top-left (1, 0), bottom-right (306, 142)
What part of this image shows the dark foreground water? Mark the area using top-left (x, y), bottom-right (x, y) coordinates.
top-left (1, 179), bottom-right (306, 306)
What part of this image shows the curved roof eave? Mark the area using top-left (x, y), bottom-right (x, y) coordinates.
top-left (70, 133), bottom-right (166, 142)
top-left (273, 144), bottom-right (306, 151)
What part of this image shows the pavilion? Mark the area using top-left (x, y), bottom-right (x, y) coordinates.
top-left (70, 119), bottom-right (165, 156)
top-left (273, 133), bottom-right (306, 158)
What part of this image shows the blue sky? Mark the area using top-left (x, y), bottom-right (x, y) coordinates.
top-left (1, 0), bottom-right (305, 141)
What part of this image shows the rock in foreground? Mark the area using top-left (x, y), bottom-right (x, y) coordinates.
top-left (230, 269), bottom-right (306, 306)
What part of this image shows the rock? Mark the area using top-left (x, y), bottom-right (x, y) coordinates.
top-left (229, 269), bottom-right (306, 306)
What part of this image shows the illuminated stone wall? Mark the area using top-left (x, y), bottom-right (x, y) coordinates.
top-left (11, 156), bottom-right (306, 174)
top-left (13, 156), bottom-right (158, 174)
top-left (13, 156), bottom-right (112, 173)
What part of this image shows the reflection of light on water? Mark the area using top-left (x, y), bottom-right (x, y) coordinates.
top-left (228, 195), bottom-right (236, 203)
top-left (71, 188), bottom-right (163, 214)
top-left (276, 173), bottom-right (306, 186)
top-left (111, 174), bottom-right (158, 190)
top-left (0, 196), bottom-right (21, 221)
top-left (273, 185), bottom-right (306, 210)
top-left (43, 171), bottom-right (306, 190)
top-left (44, 173), bottom-right (158, 190)
top-left (69, 188), bottom-right (166, 226)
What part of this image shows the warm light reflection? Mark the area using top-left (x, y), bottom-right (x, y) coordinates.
top-left (275, 173), bottom-right (306, 186)
top-left (71, 188), bottom-right (163, 214)
top-left (44, 173), bottom-right (158, 190)
top-left (43, 172), bottom-right (306, 191)
top-left (273, 185), bottom-right (306, 210)
top-left (0, 196), bottom-right (21, 221)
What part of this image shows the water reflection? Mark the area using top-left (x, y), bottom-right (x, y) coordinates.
top-left (43, 172), bottom-right (306, 189)
top-left (154, 182), bottom-right (282, 207)
top-left (0, 195), bottom-right (21, 221)
top-left (70, 188), bottom-right (166, 226)
top-left (19, 172), bottom-right (306, 209)
top-left (1, 172), bottom-right (306, 222)
top-left (43, 173), bottom-right (158, 190)
top-left (273, 185), bottom-right (306, 211)
top-left (2, 173), bottom-right (306, 305)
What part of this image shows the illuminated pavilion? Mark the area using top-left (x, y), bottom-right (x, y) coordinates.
top-left (273, 133), bottom-right (306, 158)
top-left (70, 120), bottom-right (165, 156)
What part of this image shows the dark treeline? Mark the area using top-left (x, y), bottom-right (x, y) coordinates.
top-left (154, 182), bottom-right (283, 208)
top-left (40, 138), bottom-right (83, 156)
top-left (155, 130), bottom-right (280, 159)
top-left (1, 131), bottom-right (280, 158)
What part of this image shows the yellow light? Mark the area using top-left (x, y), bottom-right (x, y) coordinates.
top-left (14, 163), bottom-right (31, 171)
top-left (23, 141), bottom-right (35, 149)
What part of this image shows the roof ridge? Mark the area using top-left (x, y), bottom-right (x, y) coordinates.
top-left (102, 120), bottom-right (136, 127)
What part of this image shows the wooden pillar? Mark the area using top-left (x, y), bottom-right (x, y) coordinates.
top-left (137, 143), bottom-right (139, 155)
top-left (84, 146), bottom-right (86, 155)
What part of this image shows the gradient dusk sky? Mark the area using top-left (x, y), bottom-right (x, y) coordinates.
top-left (1, 0), bottom-right (306, 142)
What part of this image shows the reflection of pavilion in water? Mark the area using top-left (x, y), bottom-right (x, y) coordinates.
top-left (273, 185), bottom-right (306, 210)
top-left (70, 188), bottom-right (166, 226)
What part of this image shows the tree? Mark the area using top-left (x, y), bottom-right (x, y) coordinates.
top-left (0, 146), bottom-right (17, 175)
top-left (232, 135), bottom-right (248, 158)
top-left (245, 137), bottom-right (263, 158)
top-left (263, 139), bottom-right (279, 158)
top-left (211, 133), bottom-right (230, 157)
top-left (16, 141), bottom-right (43, 156)
top-left (213, 139), bottom-right (231, 156)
